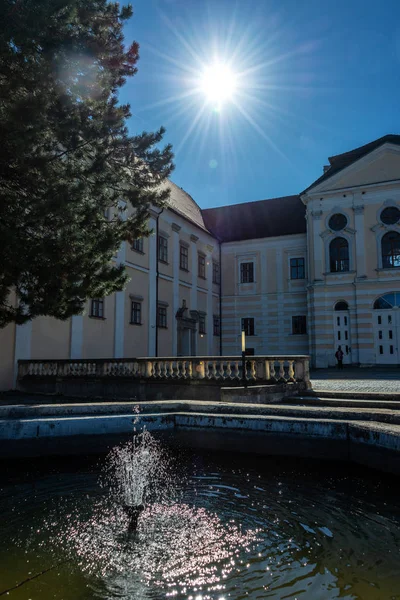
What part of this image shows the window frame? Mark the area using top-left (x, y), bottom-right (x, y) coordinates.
top-left (90, 298), bottom-right (105, 319)
top-left (132, 238), bottom-right (144, 254)
top-left (130, 301), bottom-right (142, 325)
top-left (198, 253), bottom-right (206, 279)
top-left (157, 304), bottom-right (168, 328)
top-left (328, 213), bottom-right (348, 232)
top-left (292, 315), bottom-right (307, 335)
top-left (241, 317), bottom-right (255, 336)
top-left (329, 237), bottom-right (350, 273)
top-left (179, 244), bottom-right (189, 271)
top-left (381, 231), bottom-right (400, 269)
top-left (158, 235), bottom-right (168, 263)
top-left (380, 206), bottom-right (400, 226)
top-left (290, 257), bottom-right (305, 280)
top-left (240, 261), bottom-right (254, 284)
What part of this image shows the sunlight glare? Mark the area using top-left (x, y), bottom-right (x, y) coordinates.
top-left (200, 63), bottom-right (237, 106)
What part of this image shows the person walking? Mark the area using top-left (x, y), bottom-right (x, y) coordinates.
top-left (335, 345), bottom-right (344, 370)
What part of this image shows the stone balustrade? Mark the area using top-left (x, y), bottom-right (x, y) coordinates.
top-left (18, 355), bottom-right (310, 386)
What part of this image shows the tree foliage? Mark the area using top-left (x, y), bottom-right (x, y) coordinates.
top-left (0, 0), bottom-right (174, 327)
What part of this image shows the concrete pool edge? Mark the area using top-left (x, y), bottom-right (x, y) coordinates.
top-left (1, 409), bottom-right (400, 475)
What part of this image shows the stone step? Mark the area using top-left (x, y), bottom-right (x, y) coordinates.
top-left (303, 389), bottom-right (400, 401)
top-left (285, 395), bottom-right (400, 410)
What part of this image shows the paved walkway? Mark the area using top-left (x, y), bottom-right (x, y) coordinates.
top-left (311, 367), bottom-right (400, 393)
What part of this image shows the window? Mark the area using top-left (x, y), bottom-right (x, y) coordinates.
top-left (329, 213), bottom-right (347, 231)
top-left (290, 257), bottom-right (305, 279)
top-left (199, 313), bottom-right (206, 334)
top-left (334, 301), bottom-right (349, 311)
top-left (180, 244), bottom-right (189, 271)
top-left (292, 315), bottom-right (307, 335)
top-left (157, 305), bottom-right (167, 328)
top-left (240, 262), bottom-right (254, 283)
top-left (241, 317), bottom-right (255, 336)
top-left (158, 236), bottom-right (168, 263)
top-left (212, 261), bottom-right (220, 284)
top-left (329, 237), bottom-right (349, 272)
top-left (130, 301), bottom-right (141, 325)
top-left (213, 315), bottom-right (220, 336)
top-left (382, 231), bottom-right (400, 268)
top-left (380, 206), bottom-right (400, 225)
top-left (90, 298), bottom-right (104, 318)
top-left (198, 253), bottom-right (206, 278)
top-left (373, 292), bottom-right (400, 309)
top-left (132, 238), bottom-right (144, 253)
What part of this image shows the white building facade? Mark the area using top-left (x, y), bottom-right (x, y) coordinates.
top-left (1, 134), bottom-right (400, 389)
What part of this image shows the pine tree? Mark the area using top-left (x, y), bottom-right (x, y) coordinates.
top-left (0, 0), bottom-right (174, 327)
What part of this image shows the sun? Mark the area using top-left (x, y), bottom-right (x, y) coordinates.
top-left (200, 62), bottom-right (237, 106)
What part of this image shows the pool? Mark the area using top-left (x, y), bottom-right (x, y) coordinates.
top-left (0, 441), bottom-right (399, 599)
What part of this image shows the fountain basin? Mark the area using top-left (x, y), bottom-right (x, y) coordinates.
top-left (1, 407), bottom-right (400, 474)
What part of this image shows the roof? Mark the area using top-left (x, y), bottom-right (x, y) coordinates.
top-left (303, 134), bottom-right (400, 194)
top-left (202, 195), bottom-right (306, 242)
top-left (162, 179), bottom-right (210, 233)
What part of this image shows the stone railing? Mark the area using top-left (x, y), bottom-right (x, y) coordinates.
top-left (18, 355), bottom-right (310, 386)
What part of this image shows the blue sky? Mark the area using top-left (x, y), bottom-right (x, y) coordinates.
top-left (120, 0), bottom-right (400, 208)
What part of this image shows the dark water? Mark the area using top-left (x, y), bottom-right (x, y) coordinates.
top-left (0, 444), bottom-right (399, 600)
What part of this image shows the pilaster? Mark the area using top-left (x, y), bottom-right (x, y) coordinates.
top-left (114, 201), bottom-right (127, 358)
top-left (172, 223), bottom-right (181, 355)
top-left (190, 234), bottom-right (198, 311)
top-left (14, 320), bottom-right (32, 386)
top-left (70, 316), bottom-right (83, 359)
top-left (148, 214), bottom-right (158, 356)
top-left (353, 201), bottom-right (366, 277)
top-left (312, 210), bottom-right (324, 280)
top-left (206, 247), bottom-right (214, 355)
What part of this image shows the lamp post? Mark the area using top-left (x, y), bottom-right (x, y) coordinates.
top-left (241, 328), bottom-right (247, 388)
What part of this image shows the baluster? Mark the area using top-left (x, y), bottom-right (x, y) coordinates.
top-left (212, 360), bottom-right (217, 379)
top-left (168, 360), bottom-right (173, 378)
top-left (226, 361), bottom-right (232, 379)
top-left (270, 361), bottom-right (276, 381)
top-left (250, 360), bottom-right (257, 380)
top-left (233, 360), bottom-right (240, 379)
top-left (145, 361), bottom-right (153, 378)
top-left (288, 360), bottom-right (295, 381)
top-left (197, 361), bottom-right (205, 379)
top-left (265, 360), bottom-right (271, 380)
top-left (279, 360), bottom-right (285, 381)
top-left (181, 360), bottom-right (187, 378)
top-left (187, 361), bottom-right (193, 379)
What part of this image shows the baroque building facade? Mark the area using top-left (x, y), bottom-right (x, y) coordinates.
top-left (1, 134), bottom-right (400, 389)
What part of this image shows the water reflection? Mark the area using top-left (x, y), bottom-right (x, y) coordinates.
top-left (0, 445), bottom-right (399, 599)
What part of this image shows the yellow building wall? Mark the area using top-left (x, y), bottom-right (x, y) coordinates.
top-left (124, 270), bottom-right (149, 357)
top-left (0, 322), bottom-right (16, 390)
top-left (82, 295), bottom-right (115, 358)
top-left (31, 316), bottom-right (70, 359)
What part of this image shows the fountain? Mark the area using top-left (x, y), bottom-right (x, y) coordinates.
top-left (0, 426), bottom-right (400, 599)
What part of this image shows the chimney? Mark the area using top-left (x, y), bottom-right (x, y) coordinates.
top-left (323, 165), bottom-right (330, 174)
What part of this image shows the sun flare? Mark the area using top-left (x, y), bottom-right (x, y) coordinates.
top-left (200, 63), bottom-right (237, 106)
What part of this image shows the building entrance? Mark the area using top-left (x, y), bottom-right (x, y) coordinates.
top-left (373, 293), bottom-right (400, 365)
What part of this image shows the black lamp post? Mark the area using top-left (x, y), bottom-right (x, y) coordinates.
top-left (241, 328), bottom-right (247, 388)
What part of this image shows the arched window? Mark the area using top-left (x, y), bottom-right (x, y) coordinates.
top-left (330, 237), bottom-right (349, 272)
top-left (382, 232), bottom-right (400, 268)
top-left (334, 301), bottom-right (349, 311)
top-left (373, 292), bottom-right (400, 309)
